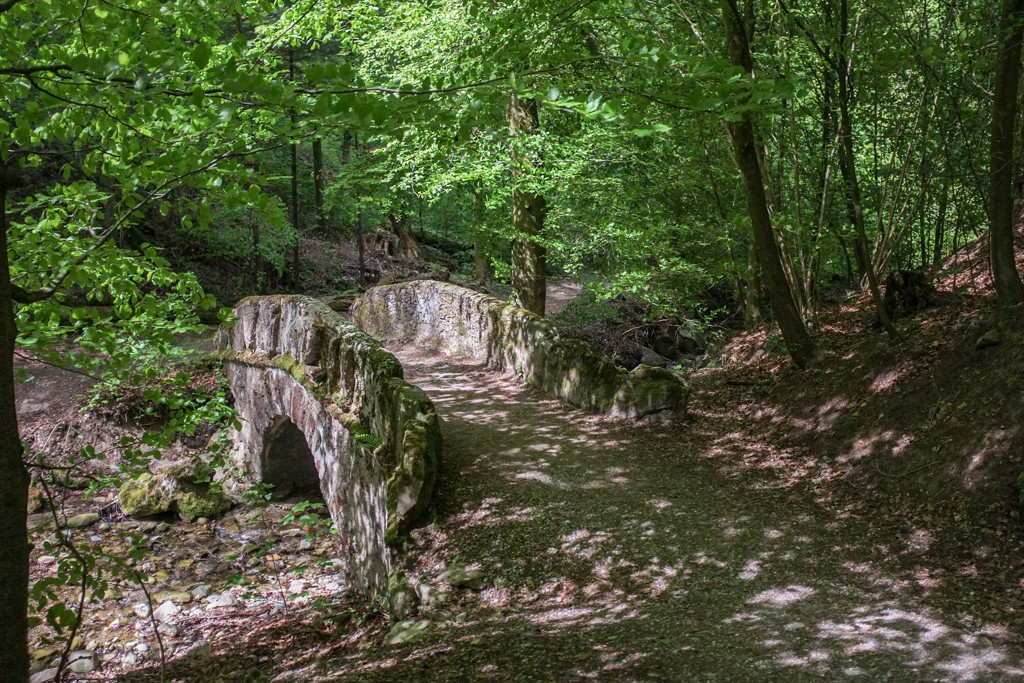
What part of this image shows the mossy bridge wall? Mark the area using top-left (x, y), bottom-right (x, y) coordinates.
top-left (352, 281), bottom-right (690, 421)
top-left (219, 295), bottom-right (440, 595)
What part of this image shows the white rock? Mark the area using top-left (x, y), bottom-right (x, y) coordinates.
top-left (135, 643), bottom-right (150, 654)
top-left (37, 556), bottom-right (57, 566)
top-left (191, 584), bottom-right (212, 599)
top-left (121, 652), bottom-right (139, 668)
top-left (29, 668), bottom-right (58, 683)
top-left (67, 650), bottom-right (98, 674)
top-left (205, 592), bottom-right (237, 609)
top-left (153, 600), bottom-right (180, 622)
top-left (133, 603), bottom-right (151, 618)
top-left (288, 580), bottom-right (305, 594)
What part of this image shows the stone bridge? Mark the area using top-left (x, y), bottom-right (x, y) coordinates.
top-left (220, 295), bottom-right (440, 594)
top-left (352, 280), bottom-right (690, 421)
top-left (220, 284), bottom-right (687, 593)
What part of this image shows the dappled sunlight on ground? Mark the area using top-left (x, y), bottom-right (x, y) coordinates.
top-left (269, 346), bottom-right (1024, 681)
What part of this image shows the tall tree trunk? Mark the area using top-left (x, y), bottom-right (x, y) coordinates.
top-left (290, 136), bottom-right (299, 278)
top-left (473, 185), bottom-right (492, 283)
top-left (721, 0), bottom-right (817, 368)
top-left (507, 94), bottom-right (547, 316)
top-left (990, 0), bottom-right (1024, 305)
top-left (352, 132), bottom-right (365, 287)
top-left (312, 136), bottom-right (325, 233)
top-left (288, 48), bottom-right (300, 282)
top-left (357, 210), bottom-right (366, 287)
top-left (250, 224), bottom-right (265, 293)
top-left (835, 0), bottom-right (897, 338)
top-left (0, 163), bottom-right (30, 683)
top-left (933, 170), bottom-right (950, 266)
top-left (744, 242), bottom-right (763, 328)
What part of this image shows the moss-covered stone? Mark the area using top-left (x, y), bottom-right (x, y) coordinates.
top-left (118, 467), bottom-right (233, 521)
top-left (176, 488), bottom-right (232, 522)
top-left (614, 365), bottom-right (691, 420)
top-left (543, 339), bottom-right (627, 412)
top-left (117, 473), bottom-right (175, 517)
top-left (272, 353), bottom-right (307, 385)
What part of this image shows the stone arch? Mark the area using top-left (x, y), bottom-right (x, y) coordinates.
top-left (220, 295), bottom-right (441, 596)
top-left (260, 416), bottom-right (323, 500)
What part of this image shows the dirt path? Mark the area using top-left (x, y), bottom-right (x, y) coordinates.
top-left (307, 348), bottom-right (1024, 682)
top-left (545, 279), bottom-right (582, 317)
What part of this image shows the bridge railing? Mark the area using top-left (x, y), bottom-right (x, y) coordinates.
top-left (353, 281), bottom-right (690, 421)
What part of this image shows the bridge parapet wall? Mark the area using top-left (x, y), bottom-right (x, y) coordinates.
top-left (220, 295), bottom-right (440, 594)
top-left (352, 281), bottom-right (690, 421)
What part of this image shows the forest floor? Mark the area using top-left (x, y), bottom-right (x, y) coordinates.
top-left (17, 234), bottom-right (1024, 681)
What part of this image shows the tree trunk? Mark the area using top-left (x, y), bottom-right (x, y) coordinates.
top-left (721, 0), bottom-right (817, 368)
top-left (288, 48), bottom-right (300, 282)
top-left (744, 241), bottom-right (763, 328)
top-left (473, 185), bottom-right (492, 283)
top-left (506, 94), bottom-right (547, 316)
top-left (312, 137), bottom-right (325, 233)
top-left (388, 211), bottom-right (421, 259)
top-left (835, 0), bottom-right (897, 338)
top-left (356, 210), bottom-right (366, 287)
top-left (290, 136), bottom-right (300, 278)
top-left (0, 164), bottom-right (30, 683)
top-left (250, 223), bottom-right (266, 294)
top-left (990, 0), bottom-right (1024, 305)
top-left (933, 171), bottom-right (950, 266)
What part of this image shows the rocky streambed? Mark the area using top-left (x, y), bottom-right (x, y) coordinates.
top-left (26, 492), bottom-right (350, 681)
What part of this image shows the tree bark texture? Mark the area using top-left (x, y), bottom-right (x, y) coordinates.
top-left (836, 0), bottom-right (897, 338)
top-left (473, 186), bottom-right (493, 283)
top-left (288, 48), bottom-right (300, 281)
top-left (720, 0), bottom-right (817, 368)
top-left (990, 0), bottom-right (1024, 305)
top-left (507, 94), bottom-right (547, 317)
top-left (0, 164), bottom-right (31, 683)
top-left (388, 212), bottom-right (421, 259)
top-left (312, 137), bottom-right (325, 233)
top-left (744, 241), bottom-right (763, 329)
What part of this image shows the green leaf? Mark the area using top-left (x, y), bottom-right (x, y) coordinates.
top-left (193, 43), bottom-right (212, 69)
top-left (313, 93), bottom-right (332, 117)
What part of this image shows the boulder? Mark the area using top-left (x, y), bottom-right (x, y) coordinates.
top-left (639, 346), bottom-right (669, 368)
top-left (440, 564), bottom-right (484, 590)
top-left (976, 328), bottom-right (1001, 350)
top-left (385, 619), bottom-right (432, 645)
top-left (117, 473), bottom-right (176, 517)
top-left (613, 365), bottom-right (691, 422)
top-left (66, 650), bottom-right (99, 674)
top-left (65, 513), bottom-right (101, 529)
top-left (117, 462), bottom-right (232, 522)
